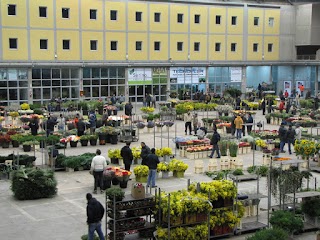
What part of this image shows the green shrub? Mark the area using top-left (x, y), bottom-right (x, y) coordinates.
top-left (301, 198), bottom-right (320, 217)
top-left (233, 168), bottom-right (244, 175)
top-left (246, 228), bottom-right (288, 240)
top-left (270, 210), bottom-right (303, 234)
top-left (256, 165), bottom-right (269, 176)
top-left (11, 168), bottom-right (57, 200)
top-left (247, 165), bottom-right (257, 174)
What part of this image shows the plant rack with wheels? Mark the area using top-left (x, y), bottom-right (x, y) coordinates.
top-left (119, 126), bottom-right (139, 142)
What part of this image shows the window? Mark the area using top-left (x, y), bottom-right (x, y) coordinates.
top-left (90, 9), bottom-right (97, 20)
top-left (177, 42), bottom-right (183, 51)
top-left (194, 42), bottom-right (200, 51)
top-left (90, 40), bottom-right (97, 50)
top-left (110, 10), bottom-right (117, 20)
top-left (268, 43), bottom-right (273, 52)
top-left (254, 17), bottom-right (259, 26)
top-left (269, 17), bottom-right (274, 27)
top-left (215, 42), bottom-right (221, 52)
top-left (154, 12), bottom-right (161, 23)
top-left (62, 40), bottom-right (70, 50)
top-left (216, 15), bottom-right (221, 24)
top-left (194, 14), bottom-right (200, 24)
top-left (8, 4), bottom-right (16, 16)
top-left (154, 41), bottom-right (160, 51)
top-left (253, 43), bottom-right (258, 52)
top-left (231, 16), bottom-right (237, 25)
top-left (40, 39), bottom-right (48, 50)
top-left (9, 38), bottom-right (17, 49)
top-left (135, 12), bottom-right (142, 22)
top-left (39, 7), bottom-right (47, 18)
top-left (111, 41), bottom-right (118, 51)
top-left (135, 41), bottom-right (142, 51)
top-left (231, 43), bottom-right (236, 52)
top-left (62, 8), bottom-right (69, 18)
top-left (177, 14), bottom-right (183, 23)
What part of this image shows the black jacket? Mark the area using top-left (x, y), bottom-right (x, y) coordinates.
top-left (145, 153), bottom-right (160, 170)
top-left (210, 131), bottom-right (221, 145)
top-left (47, 118), bottom-right (56, 131)
top-left (77, 120), bottom-right (86, 131)
top-left (87, 198), bottom-right (104, 224)
top-left (286, 128), bottom-right (296, 140)
top-left (29, 122), bottom-right (39, 136)
top-left (279, 126), bottom-right (287, 141)
top-left (121, 146), bottom-right (133, 165)
top-left (141, 146), bottom-right (151, 162)
top-left (125, 103), bottom-right (133, 116)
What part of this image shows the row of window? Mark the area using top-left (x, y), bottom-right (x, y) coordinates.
top-left (8, 38), bottom-right (273, 53)
top-left (6, 5), bottom-right (275, 27)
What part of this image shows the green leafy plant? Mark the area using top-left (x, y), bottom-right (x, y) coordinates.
top-left (11, 168), bottom-right (57, 200)
top-left (246, 228), bottom-right (288, 240)
top-left (219, 140), bottom-right (228, 156)
top-left (89, 134), bottom-right (98, 140)
top-left (233, 168), bottom-right (244, 176)
top-left (229, 141), bottom-right (238, 157)
top-left (133, 165), bottom-right (149, 177)
top-left (270, 210), bottom-right (303, 234)
top-left (80, 135), bottom-right (90, 141)
top-left (22, 140), bottom-right (40, 146)
top-left (301, 198), bottom-right (320, 217)
top-left (168, 159), bottom-right (188, 172)
top-left (105, 187), bottom-right (125, 201)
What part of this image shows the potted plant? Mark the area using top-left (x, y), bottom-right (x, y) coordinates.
top-left (132, 147), bottom-right (142, 165)
top-left (157, 162), bottom-right (170, 179)
top-left (105, 188), bottom-right (125, 202)
top-left (270, 210), bottom-right (303, 235)
top-left (229, 141), bottom-right (238, 158)
top-left (108, 149), bottom-right (121, 164)
top-left (69, 135), bottom-right (80, 148)
top-left (103, 168), bottom-right (115, 189)
top-left (219, 140), bottom-right (228, 157)
top-left (11, 134), bottom-right (23, 148)
top-left (133, 165), bottom-right (149, 183)
top-left (0, 134), bottom-right (11, 148)
top-left (265, 114), bottom-right (271, 124)
top-left (246, 228), bottom-right (288, 240)
top-left (161, 147), bottom-right (173, 161)
top-left (80, 135), bottom-right (90, 146)
top-left (89, 134), bottom-right (98, 146)
top-left (301, 197), bottom-right (320, 225)
top-left (96, 126), bottom-right (108, 145)
top-left (22, 140), bottom-right (39, 152)
top-left (168, 159), bottom-right (188, 178)
top-left (109, 128), bottom-right (119, 145)
top-left (62, 156), bottom-right (80, 171)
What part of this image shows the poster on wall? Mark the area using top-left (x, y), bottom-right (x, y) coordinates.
top-left (284, 81), bottom-right (292, 96)
top-left (169, 67), bottom-right (206, 84)
top-left (230, 67), bottom-right (242, 82)
top-left (128, 68), bottom-right (152, 85)
top-left (296, 81), bottom-right (305, 97)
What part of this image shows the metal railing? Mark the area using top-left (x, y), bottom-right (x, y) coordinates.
top-left (297, 55), bottom-right (317, 60)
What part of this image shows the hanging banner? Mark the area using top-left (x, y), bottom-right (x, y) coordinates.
top-left (169, 67), bottom-right (206, 84)
top-left (230, 67), bottom-right (242, 82)
top-left (128, 68), bottom-right (152, 85)
top-left (296, 81), bottom-right (305, 97)
top-left (284, 81), bottom-right (292, 96)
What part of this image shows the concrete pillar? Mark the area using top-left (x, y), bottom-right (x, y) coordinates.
top-left (241, 66), bottom-right (247, 98)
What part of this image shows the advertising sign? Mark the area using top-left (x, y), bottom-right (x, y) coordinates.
top-left (230, 67), bottom-right (242, 82)
top-left (169, 67), bottom-right (206, 84)
top-left (284, 81), bottom-right (292, 96)
top-left (128, 68), bottom-right (152, 85)
top-left (296, 81), bottom-right (305, 97)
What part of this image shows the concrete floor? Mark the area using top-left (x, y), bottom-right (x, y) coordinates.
top-left (0, 103), bottom-right (319, 240)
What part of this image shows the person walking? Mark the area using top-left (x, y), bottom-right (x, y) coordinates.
top-left (145, 148), bottom-right (160, 188)
top-left (234, 115), bottom-right (243, 139)
top-left (46, 116), bottom-right (56, 137)
top-left (261, 98), bottom-right (266, 115)
top-left (279, 123), bottom-right (287, 153)
top-left (192, 113), bottom-right (199, 135)
top-left (146, 94), bottom-right (152, 107)
top-left (125, 101), bottom-right (133, 116)
top-left (90, 149), bottom-right (108, 194)
top-left (184, 112), bottom-right (192, 135)
top-left (286, 125), bottom-right (296, 154)
top-left (121, 142), bottom-right (133, 171)
top-left (140, 142), bottom-right (151, 165)
top-left (77, 117), bottom-right (86, 137)
top-left (57, 113), bottom-right (66, 131)
top-left (230, 114), bottom-right (236, 136)
top-left (295, 124), bottom-right (302, 140)
top-left (86, 193), bottom-right (105, 240)
top-left (208, 128), bottom-right (221, 158)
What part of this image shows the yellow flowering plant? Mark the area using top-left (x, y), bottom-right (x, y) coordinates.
top-left (20, 103), bottom-right (30, 110)
top-left (168, 159), bottom-right (188, 172)
top-left (131, 147), bottom-right (141, 159)
top-left (255, 139), bottom-right (267, 148)
top-left (108, 149), bottom-right (122, 159)
top-left (133, 165), bottom-right (149, 177)
top-left (155, 148), bottom-right (163, 157)
top-left (161, 147), bottom-right (173, 156)
top-left (9, 111), bottom-right (19, 118)
top-left (157, 162), bottom-right (169, 172)
top-left (140, 107), bottom-right (155, 113)
top-left (294, 139), bottom-right (316, 157)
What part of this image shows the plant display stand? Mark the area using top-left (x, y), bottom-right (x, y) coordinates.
top-left (106, 193), bottom-right (156, 240)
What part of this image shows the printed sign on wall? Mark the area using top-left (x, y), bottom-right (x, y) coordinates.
top-left (169, 67), bottom-right (206, 84)
top-left (230, 67), bottom-right (242, 82)
top-left (128, 68), bottom-right (152, 85)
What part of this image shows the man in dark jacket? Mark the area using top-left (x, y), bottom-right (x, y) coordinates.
top-left (141, 142), bottom-right (151, 165)
top-left (77, 118), bottom-right (86, 136)
top-left (246, 113), bottom-right (253, 134)
top-left (29, 117), bottom-right (39, 136)
top-left (279, 123), bottom-right (287, 153)
top-left (121, 142), bottom-right (133, 171)
top-left (86, 193), bottom-right (105, 240)
top-left (46, 116), bottom-right (56, 137)
top-left (145, 148), bottom-right (160, 188)
top-left (286, 125), bottom-right (296, 154)
top-left (125, 101), bottom-right (133, 116)
top-left (208, 129), bottom-right (221, 158)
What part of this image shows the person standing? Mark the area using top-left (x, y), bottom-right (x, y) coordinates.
top-left (146, 94), bottom-right (152, 107)
top-left (89, 111), bottom-right (97, 134)
top-left (286, 125), bottom-right (296, 155)
top-left (234, 115), bottom-right (244, 139)
top-left (241, 114), bottom-right (247, 137)
top-left (86, 193), bottom-right (105, 240)
top-left (90, 149), bottom-right (108, 194)
top-left (246, 113), bottom-right (253, 134)
top-left (102, 109), bottom-right (109, 126)
top-left (77, 117), bottom-right (86, 136)
top-left (184, 112), bottom-right (192, 135)
top-left (141, 142), bottom-right (151, 165)
top-left (57, 113), bottom-right (65, 131)
top-left (29, 117), bottom-right (39, 136)
top-left (295, 124), bottom-right (302, 141)
top-left (261, 98), bottom-right (266, 115)
top-left (279, 100), bottom-right (285, 113)
top-left (279, 123), bottom-right (287, 153)
top-left (192, 113), bottom-right (199, 135)
top-left (299, 84), bottom-right (305, 97)
top-left (231, 114), bottom-right (236, 136)
top-left (145, 148), bottom-right (160, 188)
top-left (46, 116), bottom-right (56, 137)
top-left (121, 142), bottom-right (133, 171)
top-left (125, 101), bottom-right (133, 116)
top-left (208, 128), bottom-right (221, 158)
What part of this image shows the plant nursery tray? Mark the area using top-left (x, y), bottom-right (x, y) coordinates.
top-left (229, 174), bottom-right (257, 182)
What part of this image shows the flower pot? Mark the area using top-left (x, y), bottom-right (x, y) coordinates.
top-left (90, 139), bottom-right (97, 146)
top-left (105, 134), bottom-right (111, 143)
top-left (23, 145), bottom-right (31, 152)
top-left (173, 171), bottom-right (185, 178)
top-left (12, 140), bottom-right (19, 148)
top-left (134, 158), bottom-right (142, 165)
top-left (80, 139), bottom-right (88, 146)
top-left (119, 180), bottom-right (128, 188)
top-left (2, 142), bottom-right (10, 148)
top-left (107, 110), bottom-right (112, 116)
top-left (70, 141), bottom-right (78, 147)
top-left (99, 139), bottom-right (106, 145)
top-left (135, 175), bottom-right (148, 183)
top-left (113, 110), bottom-right (118, 115)
top-left (162, 171), bottom-right (169, 179)
top-left (112, 178), bottom-right (119, 185)
top-left (110, 134), bottom-right (118, 144)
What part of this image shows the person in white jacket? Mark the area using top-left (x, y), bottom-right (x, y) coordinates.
top-left (91, 149), bottom-right (108, 194)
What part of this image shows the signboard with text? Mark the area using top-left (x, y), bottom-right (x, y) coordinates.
top-left (230, 67), bottom-right (242, 82)
top-left (169, 67), bottom-right (206, 84)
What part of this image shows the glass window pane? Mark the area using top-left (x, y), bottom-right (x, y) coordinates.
top-left (19, 88), bottom-right (28, 101)
top-left (118, 79), bottom-right (125, 84)
top-left (43, 88), bottom-right (51, 99)
top-left (118, 86), bottom-right (125, 95)
top-left (110, 86), bottom-right (116, 95)
top-left (42, 80), bottom-right (51, 86)
top-left (83, 68), bottom-right (91, 78)
top-left (71, 80), bottom-right (78, 86)
top-left (101, 86), bottom-right (108, 96)
top-left (0, 69), bottom-right (8, 80)
top-left (52, 87), bottom-right (61, 98)
top-left (118, 67), bottom-right (125, 78)
top-left (101, 68), bottom-right (108, 77)
top-left (32, 80), bottom-right (41, 87)
top-left (110, 68), bottom-right (117, 78)
top-left (18, 69), bottom-right (28, 79)
top-left (62, 79), bottom-right (70, 86)
top-left (32, 69), bottom-right (41, 79)
top-left (62, 69), bottom-right (70, 79)
top-left (109, 78), bottom-right (117, 83)
top-left (19, 81), bottom-right (28, 87)
top-left (84, 87), bottom-right (91, 97)
top-left (62, 88), bottom-right (69, 98)
top-left (9, 89), bottom-right (18, 100)
top-left (52, 80), bottom-right (60, 86)
top-left (92, 87), bottom-right (99, 97)
top-left (92, 68), bottom-right (100, 78)
top-left (92, 79), bottom-right (100, 85)
top-left (42, 69), bottom-right (51, 79)
top-left (101, 79), bottom-right (108, 85)
top-left (9, 81), bottom-right (17, 87)
top-left (71, 69), bottom-right (79, 78)
top-left (83, 80), bottom-right (91, 85)
top-left (0, 89), bottom-right (7, 100)
top-left (71, 87), bottom-right (79, 98)
top-left (8, 69), bottom-right (17, 80)
top-left (33, 88), bottom-right (41, 99)
top-left (0, 81), bottom-right (7, 87)
top-left (52, 69), bottom-right (60, 78)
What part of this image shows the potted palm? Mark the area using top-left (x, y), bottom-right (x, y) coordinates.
top-left (133, 165), bottom-right (149, 183)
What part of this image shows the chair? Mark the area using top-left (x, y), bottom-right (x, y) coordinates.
top-left (194, 160), bottom-right (204, 174)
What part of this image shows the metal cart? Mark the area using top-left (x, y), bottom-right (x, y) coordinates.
top-left (118, 126), bottom-right (139, 142)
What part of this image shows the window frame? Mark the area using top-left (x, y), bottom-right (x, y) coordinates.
top-left (216, 15), bottom-right (221, 25)
top-left (215, 42), bottom-right (221, 52)
top-left (62, 8), bottom-right (70, 19)
top-left (253, 43), bottom-right (258, 52)
top-left (90, 40), bottom-right (98, 51)
top-left (268, 43), bottom-right (273, 52)
top-left (90, 9), bottom-right (97, 20)
top-left (40, 39), bottom-right (48, 50)
top-left (110, 10), bottom-right (117, 21)
top-left (8, 4), bottom-right (16, 16)
top-left (194, 42), bottom-right (200, 52)
top-left (177, 13), bottom-right (183, 23)
top-left (135, 12), bottom-right (142, 22)
top-left (9, 38), bottom-right (18, 50)
top-left (268, 17), bottom-right (274, 27)
top-left (154, 12), bottom-right (161, 23)
top-left (231, 16), bottom-right (237, 26)
top-left (62, 39), bottom-right (70, 50)
top-left (110, 41), bottom-right (118, 51)
top-left (194, 14), bottom-right (200, 24)
top-left (154, 41), bottom-right (161, 51)
top-left (135, 41), bottom-right (142, 51)
top-left (231, 43), bottom-right (237, 52)
top-left (177, 42), bottom-right (183, 51)
top-left (39, 6), bottom-right (47, 18)
top-left (254, 17), bottom-right (259, 26)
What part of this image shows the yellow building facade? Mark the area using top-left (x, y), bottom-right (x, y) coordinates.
top-left (0, 0), bottom-right (281, 62)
